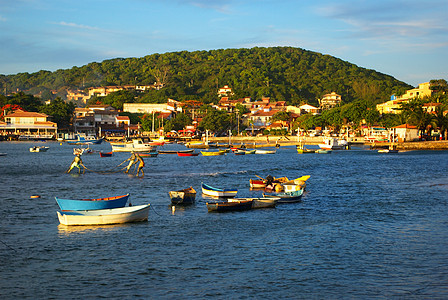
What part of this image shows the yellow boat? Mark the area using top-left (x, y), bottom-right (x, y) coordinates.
top-left (201, 150), bottom-right (225, 156)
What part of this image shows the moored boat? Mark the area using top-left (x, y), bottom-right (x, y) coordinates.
top-left (201, 183), bottom-right (237, 198)
top-left (316, 149), bottom-right (332, 154)
top-left (66, 134), bottom-right (103, 145)
top-left (99, 151), bottom-right (113, 157)
top-left (139, 151), bottom-right (158, 157)
top-left (177, 151), bottom-right (199, 157)
top-left (255, 149), bottom-right (276, 154)
top-left (200, 150), bottom-right (225, 156)
top-left (57, 204), bottom-right (150, 226)
top-left (55, 194), bottom-right (130, 211)
top-left (229, 197), bottom-right (278, 208)
top-left (110, 138), bottom-right (157, 152)
top-left (29, 146), bottom-right (49, 152)
top-left (206, 200), bottom-right (252, 212)
top-left (263, 189), bottom-right (304, 203)
top-left (169, 187), bottom-right (197, 205)
top-left (318, 137), bottom-right (348, 150)
top-left (159, 149), bottom-right (194, 154)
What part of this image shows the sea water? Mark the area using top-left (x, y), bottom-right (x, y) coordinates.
top-left (0, 141), bottom-right (447, 299)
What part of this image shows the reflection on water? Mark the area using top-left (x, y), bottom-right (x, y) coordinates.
top-left (57, 223), bottom-right (131, 235)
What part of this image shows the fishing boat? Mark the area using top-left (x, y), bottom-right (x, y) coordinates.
top-left (281, 175), bottom-right (310, 192)
top-left (29, 146), bottom-right (49, 152)
top-left (110, 138), bottom-right (157, 152)
top-left (169, 187), bottom-right (197, 205)
top-left (318, 137), bottom-right (348, 150)
top-left (244, 149), bottom-right (256, 154)
top-left (177, 151), bottom-right (199, 157)
top-left (73, 147), bottom-right (94, 155)
top-left (316, 149), bottom-right (332, 154)
top-left (66, 134), bottom-right (103, 145)
top-left (249, 179), bottom-right (266, 189)
top-left (139, 151), bottom-right (158, 157)
top-left (200, 150), bottom-right (225, 156)
top-left (263, 189), bottom-right (304, 203)
top-left (249, 176), bottom-right (290, 189)
top-left (57, 204), bottom-right (150, 226)
top-left (201, 183), bottom-right (238, 198)
top-left (378, 144), bottom-right (399, 153)
top-left (255, 149), bottom-right (276, 154)
top-left (234, 150), bottom-right (246, 155)
top-left (229, 197), bottom-right (278, 209)
top-left (55, 194), bottom-right (130, 211)
top-left (206, 200), bottom-right (252, 212)
top-left (99, 151), bottom-right (113, 157)
top-left (0, 153), bottom-right (7, 156)
top-left (297, 146), bottom-right (315, 154)
top-left (159, 149), bottom-right (194, 154)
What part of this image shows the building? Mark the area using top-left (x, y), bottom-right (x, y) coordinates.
top-left (0, 110), bottom-right (57, 139)
top-left (376, 82), bottom-right (433, 114)
top-left (319, 92), bottom-right (342, 110)
top-left (392, 124), bottom-right (419, 142)
top-left (123, 99), bottom-right (180, 115)
top-left (299, 104), bottom-right (319, 114)
top-left (217, 85), bottom-right (234, 97)
top-left (73, 105), bottom-right (119, 135)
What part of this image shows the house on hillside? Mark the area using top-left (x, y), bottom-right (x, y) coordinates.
top-left (217, 85), bottom-right (234, 97)
top-left (376, 82), bottom-right (433, 114)
top-left (319, 92), bottom-right (342, 110)
top-left (299, 104), bottom-right (319, 114)
top-left (392, 124), bottom-right (419, 142)
top-left (0, 110), bottom-right (57, 139)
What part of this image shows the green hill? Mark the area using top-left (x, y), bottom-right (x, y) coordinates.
top-left (0, 46), bottom-right (412, 106)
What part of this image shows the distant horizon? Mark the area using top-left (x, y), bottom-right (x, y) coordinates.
top-left (1, 0), bottom-right (447, 87)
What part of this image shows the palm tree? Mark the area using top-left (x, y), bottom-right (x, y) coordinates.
top-left (432, 104), bottom-right (448, 140)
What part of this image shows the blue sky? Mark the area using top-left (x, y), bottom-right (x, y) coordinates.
top-left (1, 0), bottom-right (447, 87)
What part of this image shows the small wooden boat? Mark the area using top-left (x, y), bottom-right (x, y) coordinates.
top-left (110, 138), bottom-right (157, 152)
top-left (177, 151), bottom-right (199, 157)
top-left (99, 151), bottom-right (113, 157)
top-left (66, 134), bottom-right (103, 145)
top-left (139, 151), bottom-right (158, 157)
top-left (159, 149), bottom-right (194, 154)
top-left (244, 149), bottom-right (256, 154)
top-left (57, 204), bottom-right (150, 226)
top-left (234, 150), bottom-right (246, 155)
top-left (200, 150), bottom-right (225, 156)
top-left (378, 144), bottom-right (399, 153)
top-left (249, 179), bottom-right (266, 189)
top-left (316, 149), bottom-right (332, 154)
top-left (169, 187), bottom-right (197, 205)
top-left (202, 183), bottom-right (237, 198)
top-left (263, 189), bottom-right (304, 203)
top-left (255, 149), bottom-right (276, 154)
top-left (206, 200), bottom-right (252, 212)
top-left (229, 197), bottom-right (278, 208)
top-left (55, 194), bottom-right (130, 211)
top-left (0, 153), bottom-right (7, 156)
top-left (29, 146), bottom-right (49, 152)
top-left (297, 147), bottom-right (315, 154)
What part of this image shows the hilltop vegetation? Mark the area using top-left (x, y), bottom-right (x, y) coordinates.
top-left (0, 47), bottom-right (412, 106)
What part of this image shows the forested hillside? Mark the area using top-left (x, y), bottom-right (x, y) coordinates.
top-left (0, 47), bottom-right (412, 106)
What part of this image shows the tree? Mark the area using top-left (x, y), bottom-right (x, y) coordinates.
top-left (198, 108), bottom-right (231, 134)
top-left (39, 98), bottom-right (75, 129)
top-left (164, 112), bottom-right (192, 132)
top-left (432, 104), bottom-right (448, 140)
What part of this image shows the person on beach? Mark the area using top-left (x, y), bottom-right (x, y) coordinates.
top-left (66, 154), bottom-right (86, 174)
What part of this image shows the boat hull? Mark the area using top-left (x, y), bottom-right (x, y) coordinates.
top-left (206, 200), bottom-right (252, 212)
top-left (55, 194), bottom-right (129, 211)
top-left (264, 189), bottom-right (304, 203)
top-left (201, 183), bottom-right (237, 198)
top-left (169, 187), bottom-right (197, 205)
top-left (230, 198), bottom-right (278, 208)
top-left (57, 204), bottom-right (150, 226)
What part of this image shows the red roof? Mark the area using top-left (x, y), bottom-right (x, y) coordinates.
top-left (394, 124), bottom-right (417, 129)
top-left (5, 111), bottom-right (48, 118)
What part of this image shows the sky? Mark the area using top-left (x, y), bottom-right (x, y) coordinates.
top-left (0, 0), bottom-right (447, 87)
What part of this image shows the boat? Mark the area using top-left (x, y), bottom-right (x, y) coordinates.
top-left (318, 137), bottom-right (348, 150)
top-left (244, 149), bottom-right (256, 154)
top-left (66, 134), bottom-right (103, 145)
top-left (110, 138), bottom-right (157, 152)
top-left (201, 183), bottom-right (238, 198)
top-left (139, 151), bottom-right (158, 157)
top-left (200, 150), bottom-right (225, 156)
top-left (281, 175), bottom-right (310, 192)
top-left (57, 204), bottom-right (150, 226)
top-left (149, 136), bottom-right (166, 146)
top-left (74, 147), bottom-right (94, 155)
top-left (206, 200), bottom-right (253, 212)
top-left (159, 149), bottom-right (194, 154)
top-left (263, 189), bottom-right (304, 203)
top-left (255, 149), bottom-right (276, 154)
top-left (99, 151), bottom-right (113, 157)
top-left (177, 151), bottom-right (199, 157)
top-left (55, 194), bottom-right (130, 211)
top-left (316, 149), bottom-right (332, 154)
top-left (169, 187), bottom-right (197, 205)
top-left (297, 146), bottom-right (315, 154)
top-left (234, 150), bottom-right (246, 155)
top-left (378, 144), bottom-right (399, 153)
top-left (229, 197), bottom-right (278, 209)
top-left (0, 153), bottom-right (7, 156)
top-left (29, 146), bottom-right (49, 152)
top-left (249, 176), bottom-right (290, 189)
